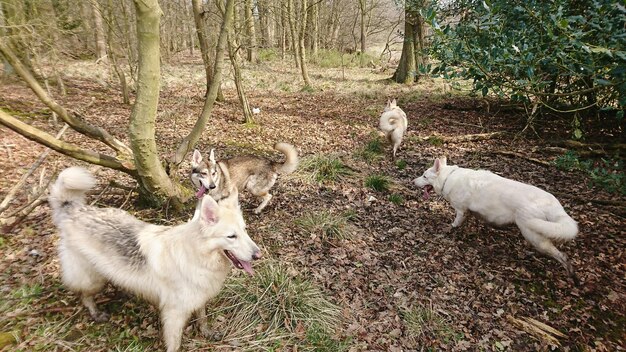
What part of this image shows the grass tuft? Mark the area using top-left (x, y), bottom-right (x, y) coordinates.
top-left (365, 174), bottom-right (391, 192)
top-left (395, 159), bottom-right (407, 170)
top-left (208, 261), bottom-right (341, 348)
top-left (402, 303), bottom-right (461, 345)
top-left (295, 210), bottom-right (352, 241)
top-left (297, 154), bottom-right (352, 184)
top-left (388, 194), bottom-right (404, 205)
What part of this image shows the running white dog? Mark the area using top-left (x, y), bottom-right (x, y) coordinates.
top-left (49, 167), bottom-right (262, 351)
top-left (414, 157), bottom-right (579, 280)
top-left (379, 98), bottom-right (408, 158)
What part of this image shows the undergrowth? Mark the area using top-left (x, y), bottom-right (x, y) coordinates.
top-left (297, 154), bottom-right (352, 184)
top-left (554, 151), bottom-right (625, 195)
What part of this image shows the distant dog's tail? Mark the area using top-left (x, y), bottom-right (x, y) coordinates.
top-left (273, 142), bottom-right (299, 174)
top-left (524, 214), bottom-right (579, 242)
top-left (379, 110), bottom-right (407, 133)
top-left (49, 167), bottom-right (96, 217)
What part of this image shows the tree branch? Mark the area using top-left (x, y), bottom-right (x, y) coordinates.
top-left (0, 109), bottom-right (136, 175)
top-left (0, 39), bottom-right (133, 159)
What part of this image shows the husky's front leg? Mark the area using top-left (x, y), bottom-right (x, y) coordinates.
top-left (451, 209), bottom-right (466, 228)
top-left (161, 307), bottom-right (191, 352)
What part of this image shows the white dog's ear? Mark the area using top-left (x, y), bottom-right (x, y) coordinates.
top-left (440, 157), bottom-right (447, 166)
top-left (386, 98), bottom-right (391, 107)
top-left (192, 149), bottom-right (202, 168)
top-left (434, 158), bottom-right (442, 172)
top-left (200, 194), bottom-right (219, 224)
top-left (209, 148), bottom-right (216, 164)
top-left (391, 98), bottom-right (397, 106)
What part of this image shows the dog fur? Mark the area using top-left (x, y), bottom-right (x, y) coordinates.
top-left (379, 99), bottom-right (408, 158)
top-left (50, 167), bottom-right (261, 352)
top-left (191, 142), bottom-right (298, 214)
top-left (413, 157), bottom-right (579, 280)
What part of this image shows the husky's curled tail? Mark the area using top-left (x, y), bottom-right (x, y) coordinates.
top-left (272, 142), bottom-right (298, 174)
top-left (379, 99), bottom-right (408, 158)
top-left (49, 167), bottom-right (96, 224)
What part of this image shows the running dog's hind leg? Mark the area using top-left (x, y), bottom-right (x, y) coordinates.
top-left (254, 192), bottom-right (272, 214)
top-left (519, 226), bottom-right (578, 283)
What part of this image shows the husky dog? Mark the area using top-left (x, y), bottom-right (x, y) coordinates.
top-left (49, 167), bottom-right (261, 352)
top-left (379, 99), bottom-right (408, 158)
top-left (413, 157), bottom-right (579, 280)
top-left (191, 142), bottom-right (298, 214)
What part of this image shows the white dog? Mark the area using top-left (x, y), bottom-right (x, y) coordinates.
top-left (49, 167), bottom-right (262, 351)
top-left (379, 98), bottom-right (408, 158)
top-left (414, 157), bottom-right (579, 280)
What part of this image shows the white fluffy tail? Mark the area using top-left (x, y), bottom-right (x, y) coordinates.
top-left (273, 143), bottom-right (298, 174)
top-left (379, 110), bottom-right (407, 133)
top-left (49, 167), bottom-right (96, 213)
top-left (525, 215), bottom-right (579, 241)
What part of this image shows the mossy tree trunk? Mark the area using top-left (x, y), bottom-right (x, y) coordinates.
top-left (129, 0), bottom-right (185, 205)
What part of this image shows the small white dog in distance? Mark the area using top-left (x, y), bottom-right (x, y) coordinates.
top-left (50, 167), bottom-right (262, 352)
top-left (379, 98), bottom-right (408, 158)
top-left (413, 157), bottom-right (579, 281)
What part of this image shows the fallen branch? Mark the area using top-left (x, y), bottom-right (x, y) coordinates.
top-left (507, 315), bottom-right (565, 346)
top-left (0, 125), bottom-right (68, 215)
top-left (415, 131), bottom-right (507, 144)
top-left (486, 150), bottom-right (552, 167)
top-left (553, 140), bottom-right (626, 157)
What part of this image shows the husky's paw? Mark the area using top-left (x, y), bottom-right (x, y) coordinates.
top-left (200, 328), bottom-right (224, 341)
top-left (92, 311), bottom-right (110, 323)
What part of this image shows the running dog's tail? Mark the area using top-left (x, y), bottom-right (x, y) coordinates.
top-left (49, 167), bottom-right (96, 216)
top-left (524, 214), bottom-right (579, 242)
top-left (379, 110), bottom-right (407, 133)
top-left (273, 142), bottom-right (299, 174)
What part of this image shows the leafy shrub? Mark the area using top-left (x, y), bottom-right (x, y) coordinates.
top-left (426, 0), bottom-right (626, 129)
top-left (554, 151), bottom-right (626, 195)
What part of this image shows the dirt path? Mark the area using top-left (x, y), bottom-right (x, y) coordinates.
top-left (1, 61), bottom-right (624, 351)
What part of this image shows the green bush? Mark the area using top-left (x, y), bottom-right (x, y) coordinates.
top-left (554, 151), bottom-right (626, 195)
top-left (426, 0), bottom-right (626, 131)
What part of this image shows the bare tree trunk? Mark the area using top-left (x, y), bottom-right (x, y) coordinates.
top-left (310, 0), bottom-right (318, 56)
top-left (297, 0), bottom-right (312, 87)
top-left (358, 0), bottom-right (366, 65)
top-left (244, 0), bottom-right (256, 62)
top-left (171, 0), bottom-right (235, 166)
top-left (191, 0), bottom-right (224, 101)
top-left (90, 0), bottom-right (108, 63)
top-left (130, 0), bottom-right (185, 204)
top-left (227, 27), bottom-right (254, 123)
top-left (392, 7), bottom-right (417, 84)
top-left (287, 0), bottom-right (300, 68)
top-left (279, 1), bottom-right (286, 60)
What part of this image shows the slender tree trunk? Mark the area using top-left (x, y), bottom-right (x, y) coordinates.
top-left (191, 0), bottom-right (224, 101)
top-left (310, 0), bottom-right (318, 56)
top-left (279, 2), bottom-right (286, 60)
top-left (298, 0), bottom-right (312, 86)
top-left (90, 0), bottom-right (108, 63)
top-left (287, 0), bottom-right (299, 68)
top-left (358, 0), bottom-right (366, 62)
top-left (171, 0), bottom-right (235, 166)
top-left (130, 0), bottom-right (185, 204)
top-left (227, 27), bottom-right (254, 123)
top-left (244, 0), bottom-right (256, 62)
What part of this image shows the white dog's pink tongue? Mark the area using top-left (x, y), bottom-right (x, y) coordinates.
top-left (423, 188), bottom-right (430, 200)
top-left (240, 260), bottom-right (254, 275)
top-left (195, 185), bottom-right (207, 199)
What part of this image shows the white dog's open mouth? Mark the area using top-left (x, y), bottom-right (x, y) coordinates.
top-left (423, 185), bottom-right (433, 200)
top-left (195, 184), bottom-right (207, 199)
top-left (224, 250), bottom-right (254, 275)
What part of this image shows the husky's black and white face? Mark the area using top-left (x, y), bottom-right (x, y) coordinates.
top-left (413, 157), bottom-right (447, 200)
top-left (191, 149), bottom-right (221, 198)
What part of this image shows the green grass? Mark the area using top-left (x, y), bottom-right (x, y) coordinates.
top-left (355, 133), bottom-right (386, 161)
top-left (402, 303), bottom-right (462, 345)
top-left (258, 48), bottom-right (279, 62)
top-left (395, 159), bottom-right (407, 170)
top-left (388, 194), bottom-right (404, 205)
top-left (310, 49), bottom-right (381, 68)
top-left (207, 261), bottom-right (341, 348)
top-left (365, 174), bottom-right (391, 192)
top-left (295, 210), bottom-right (352, 241)
top-left (297, 154), bottom-right (352, 184)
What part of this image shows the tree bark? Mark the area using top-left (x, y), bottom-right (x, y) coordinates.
top-left (171, 0), bottom-right (235, 166)
top-left (0, 109), bottom-right (135, 174)
top-left (244, 0), bottom-right (256, 62)
top-left (287, 0), bottom-right (300, 68)
top-left (0, 39), bottom-right (132, 158)
top-left (228, 25), bottom-right (254, 123)
top-left (310, 0), bottom-right (318, 56)
top-left (392, 7), bottom-right (417, 83)
top-left (297, 0), bottom-right (312, 86)
top-left (191, 0), bottom-right (224, 101)
top-left (358, 0), bottom-right (366, 64)
top-left (90, 0), bottom-right (108, 63)
top-left (130, 0), bottom-right (185, 204)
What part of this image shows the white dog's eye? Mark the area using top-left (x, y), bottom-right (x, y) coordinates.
top-left (227, 234), bottom-right (237, 239)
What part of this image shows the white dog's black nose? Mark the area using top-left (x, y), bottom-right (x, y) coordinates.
top-left (252, 250), bottom-right (262, 260)
top-left (209, 184), bottom-right (216, 189)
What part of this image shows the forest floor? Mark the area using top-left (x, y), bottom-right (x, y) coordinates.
top-left (0, 55), bottom-right (625, 351)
